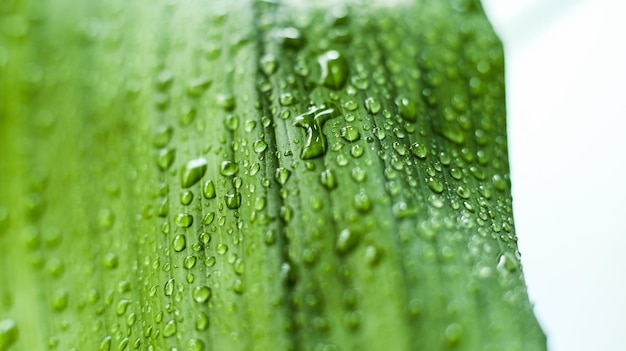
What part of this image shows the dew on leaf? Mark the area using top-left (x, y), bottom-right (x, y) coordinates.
top-left (181, 158), bottom-right (208, 188)
top-left (175, 213), bottom-right (193, 228)
top-left (172, 235), bottom-right (186, 252)
top-left (318, 50), bottom-right (349, 89)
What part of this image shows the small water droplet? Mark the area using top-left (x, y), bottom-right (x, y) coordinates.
top-left (51, 289), bottom-right (69, 311)
top-left (186, 76), bottom-right (212, 97)
top-left (195, 312), bottom-right (209, 331)
top-left (253, 140), bottom-right (268, 153)
top-left (395, 96), bottom-right (417, 122)
top-left (162, 320), bottom-right (177, 338)
top-left (181, 158), bottom-right (208, 188)
top-left (180, 191), bottom-right (194, 206)
top-left (364, 97), bottom-right (381, 114)
top-left (202, 180), bottom-right (216, 199)
top-left (0, 318), bottom-right (19, 350)
top-left (216, 93), bottom-right (236, 111)
top-left (445, 323), bottom-right (463, 345)
top-left (219, 161), bottom-right (238, 177)
top-left (426, 177), bottom-right (444, 193)
top-left (175, 213), bottom-right (193, 228)
top-left (260, 53), bottom-right (278, 75)
top-left (279, 93), bottom-right (296, 106)
top-left (115, 299), bottom-right (131, 316)
top-left (172, 235), bottom-right (186, 252)
top-left (350, 144), bottom-right (364, 158)
top-left (353, 191), bottom-right (372, 212)
top-left (157, 148), bottom-right (176, 170)
top-left (164, 279), bottom-right (174, 296)
top-left (275, 27), bottom-right (305, 48)
top-left (224, 192), bottom-right (241, 209)
top-left (350, 167), bottom-right (366, 183)
top-left (192, 286), bottom-right (212, 303)
top-left (410, 143), bottom-right (427, 159)
top-left (336, 228), bottom-right (360, 254)
top-left (319, 169), bottom-right (337, 190)
top-left (187, 338), bottom-right (206, 351)
top-left (103, 253), bottom-right (119, 269)
top-left (274, 167), bottom-right (291, 185)
top-left (340, 125), bottom-right (360, 142)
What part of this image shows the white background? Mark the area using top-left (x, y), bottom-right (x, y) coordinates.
top-left (481, 0), bottom-right (626, 350)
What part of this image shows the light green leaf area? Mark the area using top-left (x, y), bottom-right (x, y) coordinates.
top-left (0, 0), bottom-right (546, 350)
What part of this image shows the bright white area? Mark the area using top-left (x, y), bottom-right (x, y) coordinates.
top-left (482, 0), bottom-right (626, 350)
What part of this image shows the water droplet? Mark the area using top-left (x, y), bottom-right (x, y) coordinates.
top-left (456, 186), bottom-right (470, 199)
top-left (164, 279), bottom-right (174, 296)
top-left (200, 213), bottom-right (214, 228)
top-left (392, 141), bottom-right (407, 156)
top-left (492, 174), bottom-right (506, 191)
top-left (275, 27), bottom-right (305, 48)
top-left (260, 53), bottom-right (278, 75)
top-left (184, 256), bottom-right (197, 269)
top-left (175, 213), bottom-right (193, 228)
top-left (157, 148), bottom-right (176, 170)
top-left (253, 140), bottom-right (268, 153)
top-left (0, 318), bottom-right (19, 350)
top-left (116, 299), bottom-right (131, 316)
top-left (336, 228), bottom-right (360, 254)
top-left (224, 192), bottom-right (241, 209)
top-left (497, 252), bottom-right (519, 272)
top-left (103, 253), bottom-right (119, 269)
top-left (319, 169), bottom-right (337, 190)
top-left (202, 180), bottom-right (216, 199)
top-left (350, 144), bottom-right (364, 158)
top-left (318, 50), bottom-right (348, 89)
top-left (364, 97), bottom-right (381, 114)
top-left (364, 245), bottom-right (381, 266)
top-left (155, 70), bottom-right (173, 90)
top-left (279, 93), bottom-right (296, 106)
top-left (219, 161), bottom-right (238, 177)
top-left (426, 177), bottom-right (444, 193)
top-left (224, 114), bottom-right (239, 131)
top-left (180, 191), bottom-right (194, 206)
top-left (343, 100), bottom-right (358, 111)
top-left (445, 323), bottom-right (463, 345)
top-left (274, 167), bottom-right (291, 185)
top-left (99, 209), bottom-right (115, 229)
top-left (192, 286), bottom-right (212, 303)
top-left (99, 336), bottom-right (112, 351)
top-left (162, 320), bottom-right (177, 338)
top-left (216, 93), bottom-right (236, 111)
top-left (410, 143), bottom-right (427, 159)
top-left (340, 125), bottom-right (360, 142)
top-left (187, 338), bottom-right (206, 351)
top-left (186, 76), bottom-right (212, 97)
top-left (172, 235), bottom-right (186, 252)
top-left (195, 312), bottom-right (209, 332)
top-left (180, 105), bottom-right (197, 126)
top-left (216, 243), bottom-right (228, 255)
top-left (51, 289), bottom-right (68, 311)
top-left (353, 191), bottom-right (372, 212)
top-left (181, 158), bottom-right (208, 188)
top-left (395, 96), bottom-right (417, 122)
top-left (294, 103), bottom-right (340, 159)
top-left (350, 167), bottom-right (366, 183)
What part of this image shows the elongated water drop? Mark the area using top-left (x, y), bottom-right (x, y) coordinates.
top-left (181, 158), bottom-right (208, 188)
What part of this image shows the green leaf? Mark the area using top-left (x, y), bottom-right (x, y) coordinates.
top-left (0, 0), bottom-right (546, 350)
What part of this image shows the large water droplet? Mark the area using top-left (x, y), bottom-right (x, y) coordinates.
top-left (0, 318), bottom-right (19, 350)
top-left (192, 286), bottom-right (212, 303)
top-left (294, 103), bottom-right (340, 160)
top-left (181, 158), bottom-right (208, 188)
top-left (341, 125), bottom-right (360, 142)
top-left (219, 161), bottom-right (238, 177)
top-left (318, 50), bottom-right (349, 89)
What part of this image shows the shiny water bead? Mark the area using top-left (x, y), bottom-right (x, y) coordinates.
top-left (341, 125), bottom-right (360, 142)
top-left (219, 161), bottom-right (238, 177)
top-left (157, 148), bottom-right (176, 170)
top-left (364, 97), bottom-right (381, 114)
top-left (318, 50), bottom-right (349, 89)
top-left (181, 158), bottom-right (208, 188)
top-left (395, 96), bottom-right (417, 122)
top-left (294, 103), bottom-right (340, 160)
